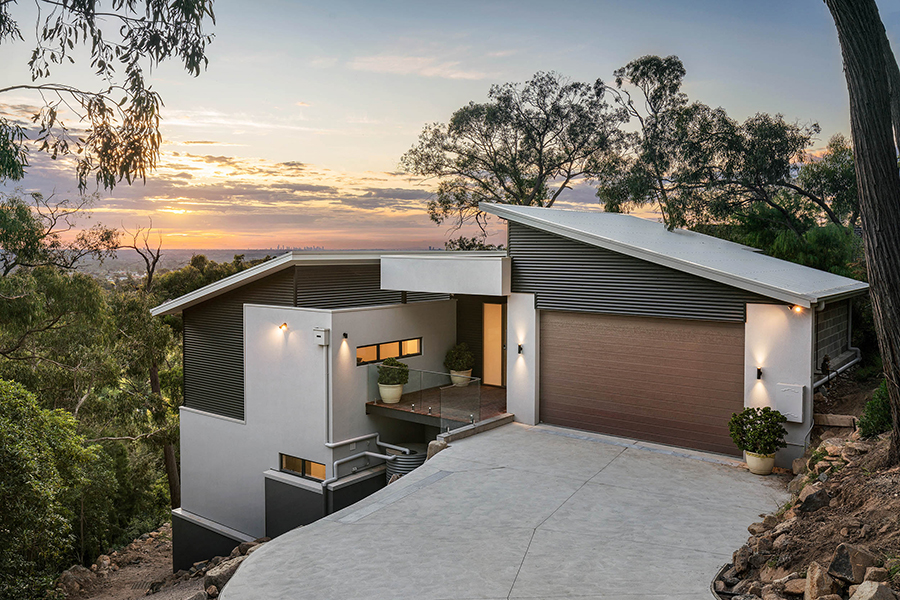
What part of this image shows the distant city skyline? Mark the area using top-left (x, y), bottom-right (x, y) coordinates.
top-left (1, 0), bottom-right (898, 249)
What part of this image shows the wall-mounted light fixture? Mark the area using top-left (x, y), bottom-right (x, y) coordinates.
top-left (279, 323), bottom-right (289, 331)
top-left (343, 332), bottom-right (348, 339)
top-left (757, 367), bottom-right (763, 380)
top-left (518, 344), bottom-right (524, 355)
top-left (792, 305), bottom-right (803, 313)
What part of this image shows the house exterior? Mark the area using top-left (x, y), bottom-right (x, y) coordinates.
top-left (152, 205), bottom-right (868, 570)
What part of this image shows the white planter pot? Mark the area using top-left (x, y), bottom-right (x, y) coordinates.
top-left (378, 383), bottom-right (404, 404)
top-left (450, 369), bottom-right (473, 386)
top-left (745, 451), bottom-right (776, 476)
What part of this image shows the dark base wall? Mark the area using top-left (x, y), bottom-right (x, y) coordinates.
top-left (327, 469), bottom-right (386, 514)
top-left (171, 510), bottom-right (252, 573)
top-left (265, 477), bottom-right (326, 538)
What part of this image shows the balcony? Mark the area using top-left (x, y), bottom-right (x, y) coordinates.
top-left (364, 365), bottom-right (508, 433)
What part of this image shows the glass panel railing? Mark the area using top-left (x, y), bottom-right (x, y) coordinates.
top-left (440, 374), bottom-right (480, 433)
top-left (367, 364), bottom-right (481, 432)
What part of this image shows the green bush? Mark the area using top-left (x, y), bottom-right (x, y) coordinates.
top-left (377, 357), bottom-right (409, 385)
top-left (728, 407), bottom-right (788, 455)
top-left (0, 379), bottom-right (94, 599)
top-left (858, 379), bottom-right (892, 439)
top-left (444, 343), bottom-right (475, 372)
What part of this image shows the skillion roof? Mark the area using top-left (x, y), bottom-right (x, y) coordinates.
top-left (481, 204), bottom-right (869, 307)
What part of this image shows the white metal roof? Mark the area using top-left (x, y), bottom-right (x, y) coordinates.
top-left (481, 204), bottom-right (869, 307)
top-left (150, 250), bottom-right (505, 316)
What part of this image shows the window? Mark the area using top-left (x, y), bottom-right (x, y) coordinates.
top-left (280, 454), bottom-right (326, 481)
top-left (356, 337), bottom-right (422, 365)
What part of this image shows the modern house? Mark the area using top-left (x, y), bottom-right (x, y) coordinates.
top-left (152, 205), bottom-right (869, 570)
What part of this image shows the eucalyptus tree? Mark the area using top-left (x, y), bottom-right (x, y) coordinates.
top-left (401, 71), bottom-right (625, 239)
top-left (0, 0), bottom-right (215, 190)
top-left (825, 0), bottom-right (900, 464)
top-left (597, 55), bottom-right (852, 233)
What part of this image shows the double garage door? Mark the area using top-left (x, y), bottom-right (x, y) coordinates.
top-left (540, 312), bottom-right (745, 456)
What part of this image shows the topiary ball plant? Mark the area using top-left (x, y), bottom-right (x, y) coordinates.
top-left (728, 407), bottom-right (788, 456)
top-left (444, 343), bottom-right (475, 372)
top-left (377, 357), bottom-right (409, 386)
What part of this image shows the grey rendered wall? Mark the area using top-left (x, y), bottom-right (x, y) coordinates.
top-left (508, 222), bottom-right (775, 322)
top-left (183, 264), bottom-right (447, 420)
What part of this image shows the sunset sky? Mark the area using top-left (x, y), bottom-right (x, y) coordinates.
top-left (2, 0), bottom-right (899, 250)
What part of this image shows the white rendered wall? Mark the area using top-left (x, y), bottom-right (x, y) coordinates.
top-left (506, 293), bottom-right (539, 425)
top-left (381, 255), bottom-right (510, 296)
top-left (330, 300), bottom-right (457, 468)
top-left (745, 304), bottom-right (815, 467)
top-left (180, 304), bottom-right (332, 538)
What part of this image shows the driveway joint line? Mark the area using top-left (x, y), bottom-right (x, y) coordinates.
top-left (506, 529), bottom-right (536, 600)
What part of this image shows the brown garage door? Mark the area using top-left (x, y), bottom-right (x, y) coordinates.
top-left (540, 312), bottom-right (745, 456)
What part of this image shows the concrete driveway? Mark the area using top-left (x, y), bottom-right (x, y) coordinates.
top-left (221, 423), bottom-right (787, 600)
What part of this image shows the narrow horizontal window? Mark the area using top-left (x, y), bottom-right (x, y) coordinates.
top-left (356, 337), bottom-right (423, 365)
top-left (280, 454), bottom-right (326, 482)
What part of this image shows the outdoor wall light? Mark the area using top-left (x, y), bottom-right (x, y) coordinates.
top-left (757, 367), bottom-right (763, 380)
top-left (792, 305), bottom-right (803, 313)
top-left (279, 323), bottom-right (288, 331)
top-left (518, 344), bottom-right (524, 355)
top-left (343, 332), bottom-right (348, 339)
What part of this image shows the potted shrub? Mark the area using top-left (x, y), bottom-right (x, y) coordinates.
top-left (444, 343), bottom-right (475, 386)
top-left (377, 357), bottom-right (409, 404)
top-left (728, 407), bottom-right (788, 475)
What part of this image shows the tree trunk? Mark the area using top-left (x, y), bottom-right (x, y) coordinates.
top-left (151, 362), bottom-right (181, 507)
top-left (825, 0), bottom-right (900, 465)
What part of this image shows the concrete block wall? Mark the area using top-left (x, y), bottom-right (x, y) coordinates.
top-left (815, 300), bottom-right (849, 370)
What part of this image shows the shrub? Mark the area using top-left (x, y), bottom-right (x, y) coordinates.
top-left (377, 357), bottom-right (409, 385)
top-left (444, 343), bottom-right (475, 372)
top-left (728, 407), bottom-right (788, 456)
top-left (858, 379), bottom-right (892, 439)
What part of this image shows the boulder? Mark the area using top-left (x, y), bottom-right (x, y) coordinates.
top-left (238, 541), bottom-right (258, 555)
top-left (756, 537), bottom-right (774, 554)
top-left (828, 543), bottom-right (879, 584)
top-left (751, 552), bottom-right (774, 569)
top-left (95, 554), bottom-right (111, 573)
top-left (798, 484), bottom-right (831, 513)
top-left (783, 578), bottom-right (805, 596)
top-left (762, 584), bottom-right (788, 600)
top-left (848, 581), bottom-right (896, 600)
top-left (761, 565), bottom-right (793, 583)
top-left (733, 579), bottom-right (761, 595)
top-left (805, 561), bottom-right (835, 600)
top-left (749, 522), bottom-right (769, 535)
top-left (206, 584), bottom-right (219, 598)
top-left (204, 555), bottom-right (246, 590)
top-left (426, 439), bottom-right (448, 461)
top-left (57, 565), bottom-right (95, 596)
top-left (863, 567), bottom-right (889, 582)
top-left (792, 457), bottom-right (808, 475)
top-left (821, 438), bottom-right (845, 456)
top-left (246, 543), bottom-right (263, 555)
top-left (734, 545), bottom-right (753, 575)
top-left (774, 518), bottom-right (798, 537)
top-left (773, 534), bottom-right (791, 551)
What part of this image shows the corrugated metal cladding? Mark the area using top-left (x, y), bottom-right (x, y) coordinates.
top-left (508, 223), bottom-right (776, 322)
top-left (183, 264), bottom-right (449, 420)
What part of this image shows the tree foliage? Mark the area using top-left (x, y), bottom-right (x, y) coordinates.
top-left (597, 55), bottom-right (852, 232)
top-left (401, 71), bottom-right (624, 235)
top-left (0, 0), bottom-right (215, 190)
top-left (0, 379), bottom-right (95, 599)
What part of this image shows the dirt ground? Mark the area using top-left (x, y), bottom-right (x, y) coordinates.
top-left (813, 369), bottom-right (882, 417)
top-left (68, 524), bottom-right (203, 600)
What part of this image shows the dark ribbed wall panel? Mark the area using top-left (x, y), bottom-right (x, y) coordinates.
top-left (456, 297), bottom-right (484, 378)
top-left (184, 263), bottom-right (450, 420)
top-left (183, 270), bottom-right (295, 420)
top-left (508, 223), bottom-right (775, 322)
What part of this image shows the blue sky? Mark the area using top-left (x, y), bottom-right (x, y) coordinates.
top-left (2, 0), bottom-right (898, 249)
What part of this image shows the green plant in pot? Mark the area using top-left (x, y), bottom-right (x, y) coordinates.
top-left (377, 357), bottom-right (409, 404)
top-left (728, 406), bottom-right (788, 475)
top-left (444, 343), bottom-right (475, 386)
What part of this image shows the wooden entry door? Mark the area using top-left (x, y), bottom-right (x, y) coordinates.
top-left (482, 303), bottom-right (506, 387)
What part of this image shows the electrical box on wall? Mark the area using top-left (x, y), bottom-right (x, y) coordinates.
top-left (313, 327), bottom-right (330, 346)
top-left (775, 383), bottom-right (804, 423)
